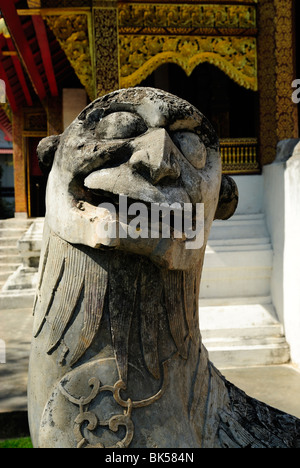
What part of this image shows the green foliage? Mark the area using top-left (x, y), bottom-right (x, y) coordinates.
top-left (0, 437), bottom-right (33, 448)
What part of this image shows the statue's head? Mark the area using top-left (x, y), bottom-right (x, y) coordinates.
top-left (37, 87), bottom-right (238, 270)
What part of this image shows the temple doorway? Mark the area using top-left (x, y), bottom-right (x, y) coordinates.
top-left (26, 137), bottom-right (47, 218)
top-left (140, 62), bottom-right (258, 139)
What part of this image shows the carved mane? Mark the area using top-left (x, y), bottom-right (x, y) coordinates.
top-left (33, 224), bottom-right (201, 383)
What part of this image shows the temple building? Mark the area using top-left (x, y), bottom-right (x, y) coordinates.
top-left (0, 0), bottom-right (300, 369)
top-left (0, 0), bottom-right (298, 218)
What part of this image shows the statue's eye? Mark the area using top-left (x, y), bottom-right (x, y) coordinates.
top-left (172, 131), bottom-right (207, 170)
top-left (96, 112), bottom-right (148, 140)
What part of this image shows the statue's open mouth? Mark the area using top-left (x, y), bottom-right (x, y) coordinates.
top-left (82, 187), bottom-right (185, 236)
top-left (65, 164), bottom-right (201, 250)
top-left (77, 185), bottom-right (201, 251)
top-left (86, 187), bottom-right (153, 213)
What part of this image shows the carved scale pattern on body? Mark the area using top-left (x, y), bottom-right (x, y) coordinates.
top-left (217, 372), bottom-right (300, 448)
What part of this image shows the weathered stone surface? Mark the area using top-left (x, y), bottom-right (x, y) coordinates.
top-left (28, 88), bottom-right (300, 448)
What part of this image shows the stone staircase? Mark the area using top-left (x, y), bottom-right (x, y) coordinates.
top-left (0, 218), bottom-right (34, 310)
top-left (0, 219), bottom-right (32, 290)
top-left (0, 218), bottom-right (43, 310)
top-left (200, 213), bottom-right (290, 368)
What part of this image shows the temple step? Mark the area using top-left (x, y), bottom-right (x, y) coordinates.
top-left (200, 302), bottom-right (290, 368)
top-left (0, 218), bottom-right (33, 300)
top-left (201, 214), bottom-right (273, 299)
top-left (199, 213), bottom-right (290, 367)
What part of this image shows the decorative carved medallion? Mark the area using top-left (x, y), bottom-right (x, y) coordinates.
top-left (59, 377), bottom-right (135, 448)
top-left (59, 361), bottom-right (169, 448)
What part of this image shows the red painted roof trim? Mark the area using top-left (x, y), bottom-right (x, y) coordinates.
top-left (0, 1), bottom-right (46, 101)
top-left (6, 38), bottom-right (33, 106)
top-left (0, 59), bottom-right (18, 113)
top-left (31, 15), bottom-right (58, 97)
top-left (0, 108), bottom-right (13, 142)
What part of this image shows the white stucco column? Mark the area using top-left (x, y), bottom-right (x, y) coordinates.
top-left (63, 89), bottom-right (87, 131)
top-left (264, 139), bottom-right (300, 366)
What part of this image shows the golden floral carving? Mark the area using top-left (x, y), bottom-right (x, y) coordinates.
top-left (45, 14), bottom-right (94, 99)
top-left (120, 35), bottom-right (257, 91)
top-left (93, 8), bottom-right (119, 97)
top-left (258, 0), bottom-right (298, 165)
top-left (274, 0), bottom-right (298, 143)
top-left (118, 4), bottom-right (256, 31)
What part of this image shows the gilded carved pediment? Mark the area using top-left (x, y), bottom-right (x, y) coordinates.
top-left (118, 3), bottom-right (258, 91)
top-left (119, 35), bottom-right (257, 91)
top-left (45, 14), bottom-right (94, 100)
top-left (43, 2), bottom-right (258, 101)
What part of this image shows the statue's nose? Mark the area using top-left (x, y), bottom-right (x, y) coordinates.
top-left (130, 128), bottom-right (181, 185)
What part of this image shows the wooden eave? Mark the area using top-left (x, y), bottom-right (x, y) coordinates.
top-left (0, 0), bottom-right (79, 114)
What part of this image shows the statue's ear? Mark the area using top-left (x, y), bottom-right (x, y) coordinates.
top-left (37, 135), bottom-right (61, 175)
top-left (214, 174), bottom-right (239, 220)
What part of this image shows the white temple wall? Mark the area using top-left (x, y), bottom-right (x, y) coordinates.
top-left (263, 140), bottom-right (300, 366)
top-left (231, 174), bottom-right (264, 215)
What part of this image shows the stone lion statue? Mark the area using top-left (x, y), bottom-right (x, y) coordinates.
top-left (28, 88), bottom-right (300, 448)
